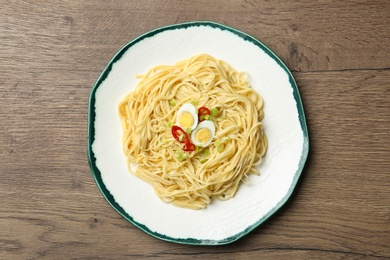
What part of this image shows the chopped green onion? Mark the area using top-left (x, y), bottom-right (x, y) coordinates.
top-left (217, 144), bottom-right (225, 153)
top-left (167, 122), bottom-right (173, 128)
top-left (200, 115), bottom-right (205, 121)
top-left (186, 127), bottom-right (191, 134)
top-left (195, 146), bottom-right (202, 153)
top-left (222, 136), bottom-right (231, 142)
top-left (190, 100), bottom-right (199, 106)
top-left (169, 99), bottom-right (176, 106)
top-left (200, 158), bottom-right (207, 164)
top-left (204, 115), bottom-right (211, 120)
top-left (203, 148), bottom-right (210, 156)
top-left (220, 116), bottom-right (226, 120)
top-left (214, 140), bottom-right (221, 147)
top-left (210, 108), bottom-right (219, 117)
top-left (176, 152), bottom-right (186, 162)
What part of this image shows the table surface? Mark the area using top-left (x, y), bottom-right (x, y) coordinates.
top-left (1, 1), bottom-right (389, 259)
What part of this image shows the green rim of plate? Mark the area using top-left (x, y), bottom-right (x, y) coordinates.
top-left (87, 21), bottom-right (309, 245)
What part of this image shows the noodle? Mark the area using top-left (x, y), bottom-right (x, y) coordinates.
top-left (118, 54), bottom-right (267, 209)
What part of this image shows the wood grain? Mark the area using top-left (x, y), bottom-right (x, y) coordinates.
top-left (1, 0), bottom-right (389, 259)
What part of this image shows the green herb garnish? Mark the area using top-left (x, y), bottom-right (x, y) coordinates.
top-left (190, 100), bottom-right (199, 106)
top-left (169, 99), bottom-right (176, 106)
top-left (217, 144), bottom-right (225, 153)
top-left (195, 145), bottom-right (202, 153)
top-left (210, 107), bottom-right (219, 117)
top-left (222, 136), bottom-right (231, 142)
top-left (176, 152), bottom-right (187, 162)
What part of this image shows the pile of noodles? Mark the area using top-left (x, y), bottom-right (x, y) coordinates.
top-left (119, 54), bottom-right (267, 209)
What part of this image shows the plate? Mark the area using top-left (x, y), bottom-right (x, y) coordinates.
top-left (88, 21), bottom-right (309, 245)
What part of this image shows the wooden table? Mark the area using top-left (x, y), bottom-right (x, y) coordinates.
top-left (1, 1), bottom-right (389, 259)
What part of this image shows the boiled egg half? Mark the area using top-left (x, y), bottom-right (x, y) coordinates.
top-left (191, 120), bottom-right (215, 147)
top-left (176, 103), bottom-right (198, 131)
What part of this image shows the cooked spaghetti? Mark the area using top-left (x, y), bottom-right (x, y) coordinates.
top-left (119, 54), bottom-right (267, 209)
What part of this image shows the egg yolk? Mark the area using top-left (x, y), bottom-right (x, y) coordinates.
top-left (179, 112), bottom-right (194, 129)
top-left (195, 128), bottom-right (212, 144)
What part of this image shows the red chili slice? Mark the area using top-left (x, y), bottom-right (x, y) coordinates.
top-left (183, 142), bottom-right (196, 152)
top-left (198, 107), bottom-right (210, 122)
top-left (171, 125), bottom-right (187, 143)
top-left (171, 125), bottom-right (196, 152)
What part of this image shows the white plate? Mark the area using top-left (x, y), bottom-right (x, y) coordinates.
top-left (88, 21), bottom-right (309, 245)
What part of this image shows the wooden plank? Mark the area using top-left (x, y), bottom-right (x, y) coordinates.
top-left (1, 1), bottom-right (389, 74)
